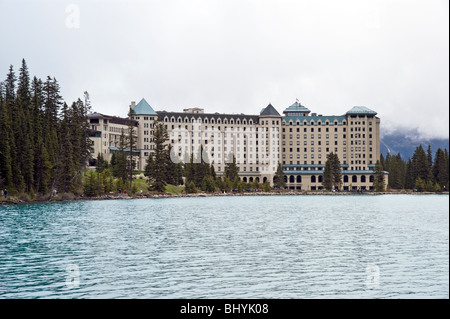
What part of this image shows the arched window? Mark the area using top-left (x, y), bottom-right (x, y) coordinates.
top-left (263, 177), bottom-right (267, 184)
top-left (256, 177), bottom-right (260, 183)
top-left (370, 175), bottom-right (374, 183)
top-left (243, 177), bottom-right (248, 183)
top-left (352, 175), bottom-right (358, 183)
top-left (318, 175), bottom-right (323, 183)
top-left (311, 175), bottom-right (316, 183)
top-left (296, 175), bottom-right (302, 183)
top-left (249, 177), bottom-right (254, 183)
top-left (344, 175), bottom-right (349, 183)
top-left (289, 176), bottom-right (295, 183)
top-left (361, 175), bottom-right (366, 183)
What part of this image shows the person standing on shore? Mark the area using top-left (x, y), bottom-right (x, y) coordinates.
top-left (3, 189), bottom-right (7, 199)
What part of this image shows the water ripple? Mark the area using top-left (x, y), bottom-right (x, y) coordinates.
top-left (0, 195), bottom-right (448, 299)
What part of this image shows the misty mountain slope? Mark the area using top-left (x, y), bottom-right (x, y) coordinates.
top-left (380, 129), bottom-right (449, 160)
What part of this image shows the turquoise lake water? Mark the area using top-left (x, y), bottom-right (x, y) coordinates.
top-left (0, 195), bottom-right (448, 299)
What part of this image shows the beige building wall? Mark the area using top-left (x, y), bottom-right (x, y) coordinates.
top-left (89, 100), bottom-right (387, 190)
top-left (88, 112), bottom-right (139, 168)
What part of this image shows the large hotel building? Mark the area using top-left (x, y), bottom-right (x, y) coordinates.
top-left (88, 98), bottom-right (387, 191)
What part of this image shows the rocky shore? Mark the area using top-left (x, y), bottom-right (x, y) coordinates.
top-left (0, 190), bottom-right (447, 206)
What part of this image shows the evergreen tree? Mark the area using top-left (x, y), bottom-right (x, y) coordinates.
top-left (84, 172), bottom-right (103, 196)
top-left (184, 153), bottom-right (195, 185)
top-left (16, 59), bottom-right (34, 193)
top-left (145, 120), bottom-right (169, 192)
top-left (379, 153), bottom-right (386, 171)
top-left (0, 81), bottom-right (13, 190)
top-left (405, 159), bottom-right (415, 189)
top-left (322, 156), bottom-right (334, 191)
top-left (174, 162), bottom-right (184, 185)
top-left (273, 162), bottom-right (286, 189)
top-left (409, 145), bottom-right (433, 189)
top-left (31, 77), bottom-right (52, 194)
top-left (127, 107), bottom-right (137, 190)
top-left (331, 153), bottom-right (342, 190)
top-left (224, 154), bottom-right (238, 181)
top-left (427, 145), bottom-right (433, 174)
top-left (414, 177), bottom-right (426, 192)
top-left (386, 153), bottom-right (406, 189)
top-left (433, 148), bottom-right (449, 189)
top-left (96, 153), bottom-right (108, 173)
top-left (323, 152), bottom-right (342, 190)
top-left (112, 129), bottom-right (129, 183)
top-left (4, 65), bottom-right (25, 192)
top-left (201, 175), bottom-right (216, 192)
top-left (185, 181), bottom-right (197, 194)
top-left (373, 160), bottom-right (385, 192)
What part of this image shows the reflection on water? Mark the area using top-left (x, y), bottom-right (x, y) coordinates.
top-left (0, 195), bottom-right (448, 298)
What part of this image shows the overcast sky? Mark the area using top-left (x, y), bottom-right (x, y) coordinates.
top-left (1, 0), bottom-right (448, 139)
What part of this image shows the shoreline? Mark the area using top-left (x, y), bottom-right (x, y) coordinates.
top-left (1, 190), bottom-right (448, 206)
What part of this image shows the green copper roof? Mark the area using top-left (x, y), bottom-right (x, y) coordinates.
top-left (133, 98), bottom-right (158, 115)
top-left (346, 106), bottom-right (377, 115)
top-left (283, 101), bottom-right (311, 115)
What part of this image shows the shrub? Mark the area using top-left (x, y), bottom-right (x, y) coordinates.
top-left (185, 181), bottom-right (197, 194)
